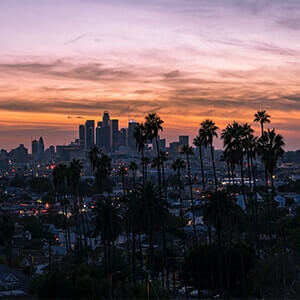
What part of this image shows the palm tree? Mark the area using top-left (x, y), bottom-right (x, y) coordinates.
top-left (118, 165), bottom-right (128, 195)
top-left (141, 157), bottom-right (151, 182)
top-left (200, 120), bottom-right (219, 191)
top-left (159, 151), bottom-right (168, 199)
top-left (52, 163), bottom-right (71, 255)
top-left (151, 152), bottom-right (169, 287)
top-left (257, 129), bottom-right (285, 204)
top-left (181, 145), bottom-right (197, 241)
top-left (151, 156), bottom-right (161, 179)
top-left (68, 159), bottom-right (83, 252)
top-left (254, 110), bottom-right (271, 136)
top-left (221, 121), bottom-right (253, 209)
top-left (171, 159), bottom-right (186, 222)
top-left (171, 158), bottom-right (186, 253)
top-left (93, 196), bottom-right (123, 299)
top-left (159, 150), bottom-right (169, 288)
top-left (241, 124), bottom-right (255, 193)
top-left (128, 161), bottom-right (138, 185)
top-left (89, 148), bottom-right (112, 193)
top-left (144, 113), bottom-right (164, 155)
top-left (220, 153), bottom-right (231, 187)
top-left (88, 145), bottom-right (101, 171)
top-left (193, 134), bottom-right (206, 191)
top-left (135, 182), bottom-right (168, 273)
top-left (203, 190), bottom-right (244, 295)
top-left (134, 123), bottom-right (147, 186)
top-left (145, 113), bottom-right (164, 199)
top-left (243, 133), bottom-right (261, 257)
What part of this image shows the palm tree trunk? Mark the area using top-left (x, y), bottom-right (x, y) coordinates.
top-left (250, 155), bottom-right (260, 258)
top-left (199, 146), bottom-right (205, 190)
top-left (226, 161), bottom-right (231, 187)
top-left (186, 153), bottom-right (197, 243)
top-left (155, 137), bottom-right (169, 288)
top-left (246, 153), bottom-right (252, 193)
top-left (231, 163), bottom-right (235, 185)
top-left (178, 169), bottom-right (186, 256)
top-left (240, 157), bottom-right (248, 211)
top-left (161, 161), bottom-right (170, 290)
top-left (61, 194), bottom-right (70, 256)
top-left (261, 123), bottom-right (264, 137)
top-left (271, 171), bottom-right (275, 211)
top-left (210, 145), bottom-right (218, 192)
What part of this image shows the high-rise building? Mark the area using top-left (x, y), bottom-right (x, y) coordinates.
top-left (96, 125), bottom-right (110, 151)
top-left (127, 120), bottom-right (138, 150)
top-left (103, 111), bottom-right (110, 127)
top-left (32, 139), bottom-right (38, 159)
top-left (109, 119), bottom-right (119, 152)
top-left (95, 112), bottom-right (111, 151)
top-left (179, 136), bottom-right (189, 147)
top-left (118, 128), bottom-right (127, 147)
top-left (38, 137), bottom-right (45, 161)
top-left (85, 120), bottom-right (95, 150)
top-left (79, 125), bottom-right (85, 148)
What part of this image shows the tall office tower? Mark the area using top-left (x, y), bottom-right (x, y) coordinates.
top-left (32, 139), bottom-right (38, 159)
top-left (85, 120), bottom-right (95, 150)
top-left (38, 137), bottom-right (45, 160)
top-left (118, 128), bottom-right (127, 146)
top-left (127, 120), bottom-right (138, 150)
top-left (96, 125), bottom-right (110, 151)
top-left (79, 125), bottom-right (85, 148)
top-left (102, 111), bottom-right (110, 127)
top-left (109, 119), bottom-right (119, 152)
top-left (179, 135), bottom-right (189, 146)
top-left (96, 125), bottom-right (102, 148)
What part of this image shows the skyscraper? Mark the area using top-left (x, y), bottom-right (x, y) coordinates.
top-left (32, 139), bottom-right (38, 159)
top-left (79, 124), bottom-right (85, 148)
top-left (85, 120), bottom-right (95, 150)
top-left (128, 120), bottom-right (138, 150)
top-left (38, 137), bottom-right (45, 161)
top-left (118, 128), bottom-right (127, 147)
top-left (96, 124), bottom-right (110, 151)
top-left (103, 111), bottom-right (110, 127)
top-left (109, 119), bottom-right (119, 152)
top-left (96, 112), bottom-right (111, 152)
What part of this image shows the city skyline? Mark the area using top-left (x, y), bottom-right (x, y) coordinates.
top-left (1, 0), bottom-right (300, 150)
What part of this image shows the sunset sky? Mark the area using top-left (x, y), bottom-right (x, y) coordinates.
top-left (1, 0), bottom-right (300, 150)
